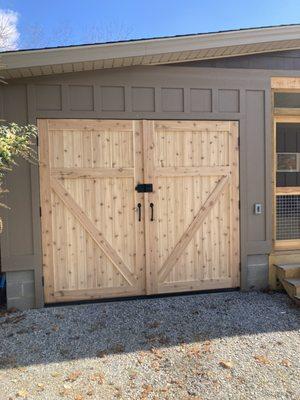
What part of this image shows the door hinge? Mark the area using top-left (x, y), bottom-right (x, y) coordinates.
top-left (239, 262), bottom-right (242, 271)
top-left (39, 206), bottom-right (42, 217)
top-left (238, 137), bottom-right (240, 147)
top-left (42, 276), bottom-right (44, 287)
top-left (238, 200), bottom-right (241, 209)
top-left (36, 135), bottom-right (39, 147)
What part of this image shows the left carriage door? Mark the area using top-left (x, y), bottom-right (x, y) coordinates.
top-left (38, 119), bottom-right (146, 303)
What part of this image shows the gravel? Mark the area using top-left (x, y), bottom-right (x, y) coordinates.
top-left (0, 291), bottom-right (299, 400)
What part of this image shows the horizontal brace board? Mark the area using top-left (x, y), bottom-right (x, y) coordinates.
top-left (52, 167), bottom-right (134, 179)
top-left (155, 120), bottom-right (233, 131)
top-left (155, 166), bottom-right (231, 177)
top-left (48, 119), bottom-right (134, 131)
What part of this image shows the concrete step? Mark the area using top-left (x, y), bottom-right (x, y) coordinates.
top-left (275, 264), bottom-right (300, 281)
top-left (283, 278), bottom-right (300, 298)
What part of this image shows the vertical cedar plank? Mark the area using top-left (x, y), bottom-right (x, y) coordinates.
top-left (38, 119), bottom-right (55, 302)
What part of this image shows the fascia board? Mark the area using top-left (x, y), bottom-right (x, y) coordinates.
top-left (1, 25), bottom-right (300, 70)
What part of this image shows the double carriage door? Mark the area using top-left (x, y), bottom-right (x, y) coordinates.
top-left (39, 119), bottom-right (239, 303)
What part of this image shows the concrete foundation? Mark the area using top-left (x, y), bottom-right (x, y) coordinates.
top-left (6, 270), bottom-right (35, 310)
top-left (246, 255), bottom-right (269, 290)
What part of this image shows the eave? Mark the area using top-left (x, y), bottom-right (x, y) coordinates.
top-left (1, 24), bottom-right (300, 79)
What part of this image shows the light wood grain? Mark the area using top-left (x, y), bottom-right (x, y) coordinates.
top-left (271, 77), bottom-right (300, 89)
top-left (39, 119), bottom-right (145, 303)
top-left (155, 166), bottom-right (231, 177)
top-left (145, 120), bottom-right (240, 293)
top-left (51, 178), bottom-right (138, 286)
top-left (39, 118), bottom-right (240, 302)
top-left (158, 175), bottom-right (229, 282)
top-left (52, 167), bottom-right (134, 179)
top-left (276, 187), bottom-right (300, 195)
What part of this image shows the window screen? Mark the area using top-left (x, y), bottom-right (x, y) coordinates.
top-left (276, 123), bottom-right (300, 187)
top-left (277, 153), bottom-right (298, 172)
top-left (274, 92), bottom-right (300, 108)
top-left (276, 195), bottom-right (300, 240)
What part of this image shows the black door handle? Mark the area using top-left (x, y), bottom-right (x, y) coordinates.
top-left (150, 203), bottom-right (154, 221)
top-left (137, 203), bottom-right (141, 221)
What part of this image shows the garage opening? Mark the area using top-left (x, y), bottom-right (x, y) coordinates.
top-left (38, 119), bottom-right (240, 303)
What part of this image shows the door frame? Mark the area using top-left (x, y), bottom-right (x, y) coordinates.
top-left (271, 77), bottom-right (300, 251)
top-left (38, 117), bottom-right (241, 303)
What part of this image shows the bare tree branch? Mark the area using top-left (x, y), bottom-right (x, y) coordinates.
top-left (0, 9), bottom-right (19, 51)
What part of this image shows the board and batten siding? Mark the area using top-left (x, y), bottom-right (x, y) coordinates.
top-left (0, 64), bottom-right (274, 307)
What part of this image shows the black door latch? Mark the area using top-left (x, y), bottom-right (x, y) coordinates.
top-left (135, 183), bottom-right (153, 193)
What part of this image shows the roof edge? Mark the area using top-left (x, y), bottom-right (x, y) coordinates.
top-left (2, 24), bottom-right (300, 77)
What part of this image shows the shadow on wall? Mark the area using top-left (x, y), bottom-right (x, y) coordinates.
top-left (0, 291), bottom-right (299, 369)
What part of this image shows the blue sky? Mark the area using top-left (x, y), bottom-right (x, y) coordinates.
top-left (1, 0), bottom-right (300, 49)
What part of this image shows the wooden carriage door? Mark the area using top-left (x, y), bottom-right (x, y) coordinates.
top-left (143, 120), bottom-right (240, 294)
top-left (39, 119), bottom-right (145, 303)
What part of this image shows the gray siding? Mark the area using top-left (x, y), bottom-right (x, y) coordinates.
top-left (177, 49), bottom-right (300, 70)
top-left (1, 55), bottom-right (299, 306)
top-left (246, 91), bottom-right (266, 243)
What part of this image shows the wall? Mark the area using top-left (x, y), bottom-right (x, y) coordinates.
top-left (178, 49), bottom-right (300, 70)
top-left (2, 52), bottom-right (298, 308)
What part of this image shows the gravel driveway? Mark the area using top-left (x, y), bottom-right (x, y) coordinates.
top-left (0, 291), bottom-right (299, 400)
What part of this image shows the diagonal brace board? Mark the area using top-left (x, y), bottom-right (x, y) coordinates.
top-left (158, 174), bottom-right (230, 283)
top-left (51, 178), bottom-right (138, 286)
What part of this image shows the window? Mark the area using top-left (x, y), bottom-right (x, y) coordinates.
top-left (277, 153), bottom-right (298, 172)
top-left (274, 92), bottom-right (300, 108)
top-left (276, 123), bottom-right (300, 187)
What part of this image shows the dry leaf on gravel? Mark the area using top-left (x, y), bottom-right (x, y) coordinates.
top-left (254, 355), bottom-right (270, 365)
top-left (91, 372), bottom-right (105, 384)
top-left (147, 321), bottom-right (161, 328)
top-left (151, 348), bottom-right (163, 359)
top-left (188, 344), bottom-right (202, 357)
top-left (59, 386), bottom-right (71, 397)
top-left (74, 395), bottom-right (84, 400)
top-left (128, 369), bottom-right (138, 379)
top-left (16, 389), bottom-right (29, 398)
top-left (114, 387), bottom-right (122, 398)
top-left (110, 343), bottom-right (125, 354)
top-left (202, 341), bottom-right (212, 353)
top-left (281, 359), bottom-right (291, 367)
top-left (141, 384), bottom-right (154, 398)
top-left (151, 360), bottom-right (161, 371)
top-left (219, 360), bottom-right (234, 369)
top-left (159, 386), bottom-right (169, 393)
top-left (52, 324), bottom-right (60, 332)
top-left (96, 350), bottom-right (106, 358)
top-left (36, 383), bottom-right (45, 391)
top-left (16, 366), bottom-right (27, 372)
top-left (65, 371), bottom-right (82, 382)
top-left (170, 378), bottom-right (184, 388)
top-left (137, 351), bottom-right (147, 364)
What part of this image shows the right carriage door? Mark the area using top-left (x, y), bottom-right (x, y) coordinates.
top-left (143, 120), bottom-right (240, 295)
